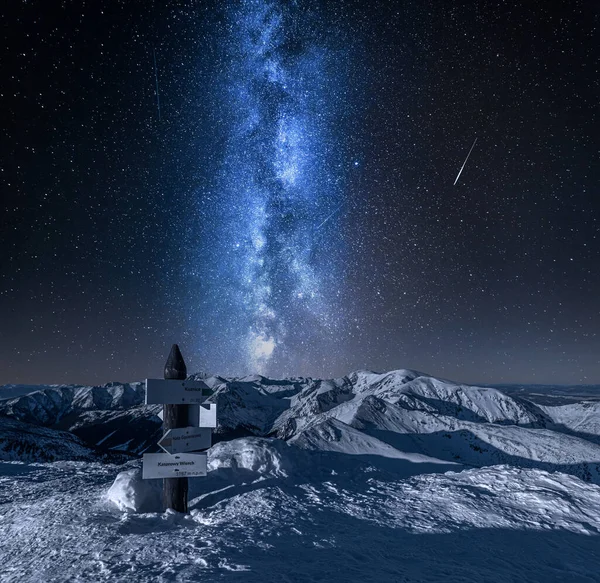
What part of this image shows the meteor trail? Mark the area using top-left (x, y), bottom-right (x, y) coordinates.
top-left (152, 48), bottom-right (161, 121)
top-left (315, 205), bottom-right (342, 232)
top-left (454, 137), bottom-right (477, 185)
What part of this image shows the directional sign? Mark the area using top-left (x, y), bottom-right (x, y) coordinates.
top-left (145, 379), bottom-right (213, 405)
top-left (142, 452), bottom-right (207, 479)
top-left (199, 403), bottom-right (217, 428)
top-left (158, 427), bottom-right (212, 454)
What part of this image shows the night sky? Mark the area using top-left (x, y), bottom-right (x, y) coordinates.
top-left (1, 0), bottom-right (598, 385)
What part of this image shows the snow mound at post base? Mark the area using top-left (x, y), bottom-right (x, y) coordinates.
top-left (106, 468), bottom-right (162, 513)
top-left (107, 438), bottom-right (294, 513)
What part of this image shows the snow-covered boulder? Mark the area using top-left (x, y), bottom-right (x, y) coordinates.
top-left (106, 468), bottom-right (162, 513)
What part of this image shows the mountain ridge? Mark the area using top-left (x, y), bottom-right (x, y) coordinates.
top-left (1, 369), bottom-right (599, 484)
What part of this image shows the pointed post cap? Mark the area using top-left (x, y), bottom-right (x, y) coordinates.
top-left (164, 344), bottom-right (187, 380)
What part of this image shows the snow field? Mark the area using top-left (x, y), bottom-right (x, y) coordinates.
top-left (2, 438), bottom-right (600, 582)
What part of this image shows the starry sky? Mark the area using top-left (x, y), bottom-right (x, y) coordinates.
top-left (1, 0), bottom-right (598, 385)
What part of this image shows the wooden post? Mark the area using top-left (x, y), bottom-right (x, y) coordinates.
top-left (163, 344), bottom-right (189, 513)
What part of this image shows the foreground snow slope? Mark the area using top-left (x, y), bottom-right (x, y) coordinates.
top-left (1, 438), bottom-right (600, 582)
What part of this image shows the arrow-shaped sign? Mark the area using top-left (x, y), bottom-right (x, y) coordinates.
top-left (158, 426), bottom-right (212, 454)
top-left (145, 379), bottom-right (213, 405)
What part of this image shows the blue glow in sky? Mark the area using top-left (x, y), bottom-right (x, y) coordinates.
top-left (197, 0), bottom-right (350, 375)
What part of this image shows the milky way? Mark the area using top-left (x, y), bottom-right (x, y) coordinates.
top-left (199, 0), bottom-right (350, 375)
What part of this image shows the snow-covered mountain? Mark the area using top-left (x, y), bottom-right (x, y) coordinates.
top-left (1, 369), bottom-right (599, 483)
top-left (201, 370), bottom-right (555, 437)
top-left (0, 416), bottom-right (104, 462)
top-left (0, 381), bottom-right (147, 426)
top-left (0, 382), bottom-right (161, 458)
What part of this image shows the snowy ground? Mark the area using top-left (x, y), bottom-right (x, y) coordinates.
top-left (1, 372), bottom-right (600, 582)
top-left (1, 439), bottom-right (600, 582)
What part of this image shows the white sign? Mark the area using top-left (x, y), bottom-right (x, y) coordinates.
top-left (158, 427), bottom-right (212, 454)
top-left (145, 379), bottom-right (213, 405)
top-left (200, 403), bottom-right (217, 428)
top-left (142, 452), bottom-right (207, 479)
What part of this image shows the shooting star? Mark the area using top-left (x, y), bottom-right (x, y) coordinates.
top-left (315, 205), bottom-right (342, 232)
top-left (454, 137), bottom-right (477, 186)
top-left (153, 48), bottom-right (161, 121)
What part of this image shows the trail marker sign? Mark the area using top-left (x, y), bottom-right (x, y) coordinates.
top-left (142, 452), bottom-right (207, 479)
top-left (158, 427), bottom-right (212, 455)
top-left (145, 379), bottom-right (213, 405)
top-left (200, 403), bottom-right (217, 428)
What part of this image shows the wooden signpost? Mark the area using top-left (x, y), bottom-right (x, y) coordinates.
top-left (142, 344), bottom-right (217, 513)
